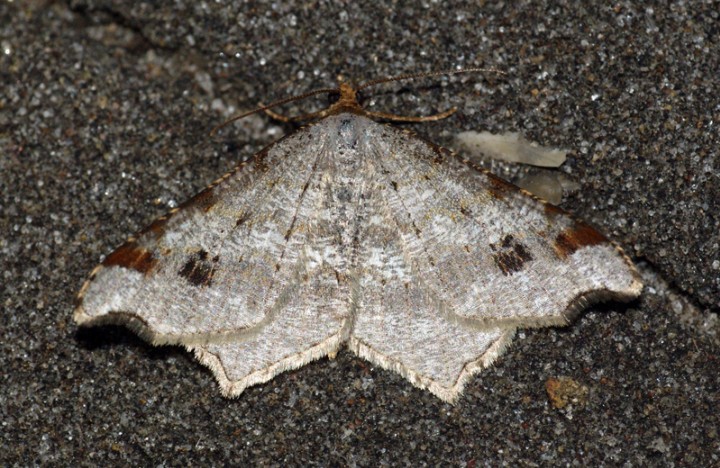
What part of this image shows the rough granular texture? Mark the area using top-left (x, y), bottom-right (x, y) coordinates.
top-left (1, 1), bottom-right (717, 465)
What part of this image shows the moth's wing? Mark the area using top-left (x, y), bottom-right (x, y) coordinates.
top-left (181, 117), bottom-right (396, 396)
top-left (74, 125), bottom-right (351, 346)
top-left (347, 121), bottom-right (641, 402)
top-left (349, 210), bottom-right (515, 403)
top-left (369, 125), bottom-right (642, 329)
top-left (189, 264), bottom-right (352, 396)
top-left (302, 118), bottom-right (510, 404)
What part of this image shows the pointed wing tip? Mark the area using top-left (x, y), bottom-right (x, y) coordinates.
top-left (348, 329), bottom-right (516, 405)
top-left (437, 328), bottom-right (517, 404)
top-left (189, 330), bottom-right (349, 399)
top-left (615, 242), bottom-right (645, 298)
top-left (189, 345), bottom-right (250, 398)
top-left (628, 273), bottom-right (645, 298)
top-left (73, 305), bottom-right (90, 326)
top-left (74, 272), bottom-right (99, 326)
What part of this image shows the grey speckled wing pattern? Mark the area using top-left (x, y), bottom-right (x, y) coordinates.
top-left (75, 79), bottom-right (642, 403)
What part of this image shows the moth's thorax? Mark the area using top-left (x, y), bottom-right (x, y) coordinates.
top-left (312, 113), bottom-right (377, 153)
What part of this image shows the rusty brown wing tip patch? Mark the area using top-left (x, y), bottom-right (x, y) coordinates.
top-left (102, 241), bottom-right (158, 275)
top-left (553, 222), bottom-right (608, 259)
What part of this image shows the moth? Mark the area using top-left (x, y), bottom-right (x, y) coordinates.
top-left (75, 69), bottom-right (642, 403)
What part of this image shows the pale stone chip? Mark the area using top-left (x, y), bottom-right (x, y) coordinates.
top-left (515, 171), bottom-right (565, 204)
top-left (454, 130), bottom-right (567, 168)
top-left (75, 98), bottom-right (642, 403)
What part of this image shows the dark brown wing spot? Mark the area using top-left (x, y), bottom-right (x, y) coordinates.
top-left (412, 221), bottom-right (422, 236)
top-left (490, 234), bottom-right (534, 276)
top-left (102, 242), bottom-right (158, 275)
top-left (554, 223), bottom-right (607, 259)
top-left (501, 234), bottom-right (515, 248)
top-left (179, 249), bottom-right (217, 287)
top-left (235, 211), bottom-right (251, 227)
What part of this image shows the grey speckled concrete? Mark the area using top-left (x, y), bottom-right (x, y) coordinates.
top-left (2, 1), bottom-right (718, 465)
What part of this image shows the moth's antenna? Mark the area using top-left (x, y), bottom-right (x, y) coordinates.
top-left (210, 87), bottom-right (339, 135)
top-left (356, 67), bottom-right (504, 92)
top-left (212, 67), bottom-right (505, 133)
top-left (352, 67), bottom-right (505, 123)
